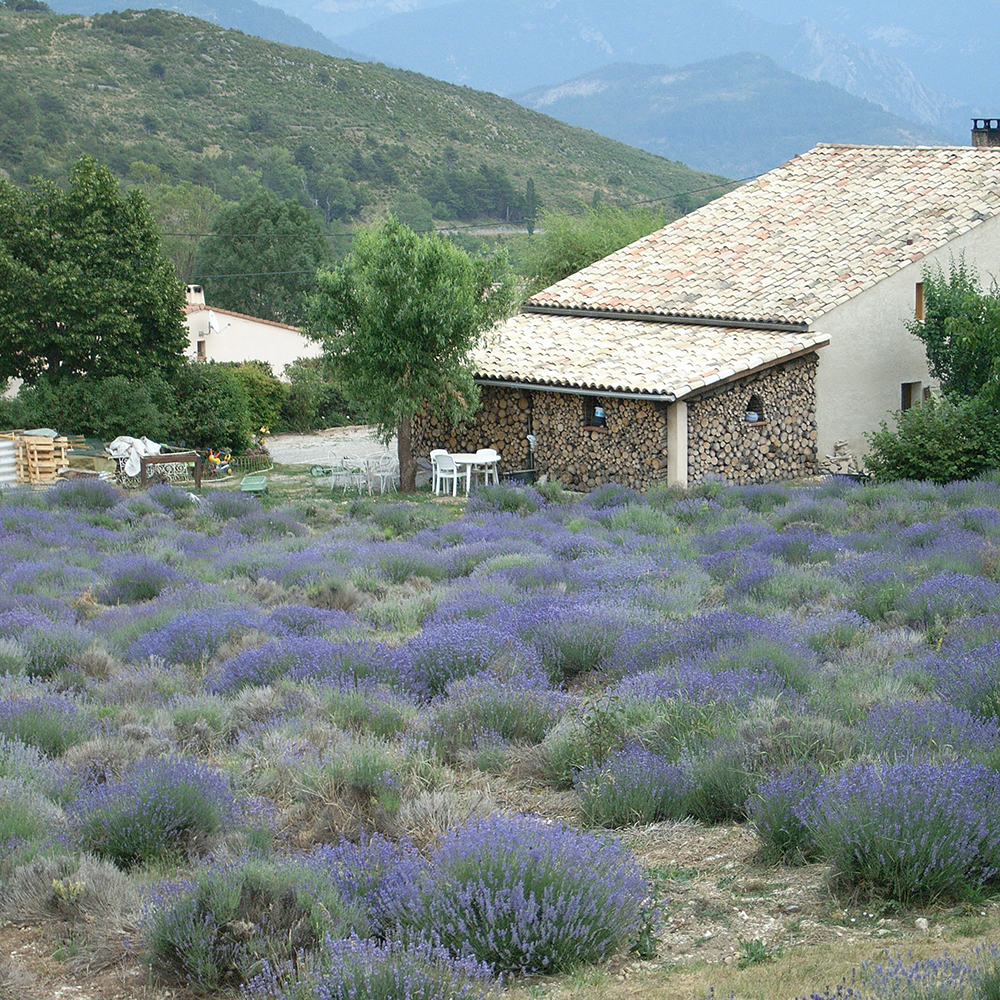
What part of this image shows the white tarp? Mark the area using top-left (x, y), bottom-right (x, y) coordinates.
top-left (105, 436), bottom-right (161, 478)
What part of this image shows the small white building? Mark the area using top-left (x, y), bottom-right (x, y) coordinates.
top-left (183, 285), bottom-right (323, 377)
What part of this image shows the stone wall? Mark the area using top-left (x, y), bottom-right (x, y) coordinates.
top-left (412, 386), bottom-right (669, 491)
top-left (686, 354), bottom-right (818, 485)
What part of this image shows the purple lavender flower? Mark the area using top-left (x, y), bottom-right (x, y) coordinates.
top-left (125, 606), bottom-right (262, 665)
top-left (577, 744), bottom-right (696, 826)
top-left (69, 756), bottom-right (238, 868)
top-left (46, 478), bottom-right (122, 511)
top-left (402, 620), bottom-right (540, 702)
top-left (0, 693), bottom-right (94, 756)
top-left (924, 639), bottom-right (1000, 721)
top-left (264, 604), bottom-right (355, 638)
top-left (144, 852), bottom-right (368, 990)
top-left (96, 554), bottom-right (183, 605)
top-left (749, 764), bottom-right (825, 864)
top-left (400, 811), bottom-right (648, 974)
top-left (860, 700), bottom-right (1000, 759)
top-left (305, 836), bottom-right (425, 934)
top-left (802, 761), bottom-right (1000, 902)
top-left (242, 935), bottom-right (495, 1000)
top-left (898, 571), bottom-right (1000, 626)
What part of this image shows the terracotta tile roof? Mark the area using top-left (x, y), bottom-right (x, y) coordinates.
top-left (184, 304), bottom-right (301, 332)
top-left (528, 144), bottom-right (1000, 325)
top-left (473, 312), bottom-right (829, 399)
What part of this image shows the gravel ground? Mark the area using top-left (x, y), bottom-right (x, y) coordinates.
top-left (265, 426), bottom-right (396, 466)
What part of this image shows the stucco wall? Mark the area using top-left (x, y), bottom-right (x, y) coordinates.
top-left (686, 355), bottom-right (819, 485)
top-left (185, 309), bottom-right (322, 377)
top-left (813, 213), bottom-right (1000, 461)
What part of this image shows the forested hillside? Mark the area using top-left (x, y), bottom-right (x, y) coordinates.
top-left (0, 6), bottom-right (731, 240)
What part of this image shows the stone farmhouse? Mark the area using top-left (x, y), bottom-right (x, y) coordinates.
top-left (183, 285), bottom-right (322, 377)
top-left (415, 127), bottom-right (1000, 491)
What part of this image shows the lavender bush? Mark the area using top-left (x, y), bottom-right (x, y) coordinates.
top-left (402, 621), bottom-right (538, 702)
top-left (399, 812), bottom-right (648, 974)
top-left (69, 757), bottom-right (239, 869)
top-left (859, 699), bottom-right (1000, 760)
top-left (804, 761), bottom-right (1000, 902)
top-left (243, 936), bottom-right (496, 1000)
top-left (749, 764), bottom-right (825, 864)
top-left (577, 745), bottom-right (696, 827)
top-left (0, 694), bottom-right (94, 757)
top-left (46, 479), bottom-right (122, 511)
top-left (143, 854), bottom-right (368, 990)
top-left (126, 606), bottom-right (262, 665)
top-left (418, 672), bottom-right (568, 763)
top-left (96, 554), bottom-right (182, 605)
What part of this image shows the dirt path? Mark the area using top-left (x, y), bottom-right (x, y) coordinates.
top-left (265, 426), bottom-right (396, 466)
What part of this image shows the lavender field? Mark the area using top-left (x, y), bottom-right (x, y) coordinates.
top-left (4, 473), bottom-right (1000, 1000)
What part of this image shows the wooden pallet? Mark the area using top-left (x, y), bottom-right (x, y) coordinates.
top-left (10, 434), bottom-right (71, 485)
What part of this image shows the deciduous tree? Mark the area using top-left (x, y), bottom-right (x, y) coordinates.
top-left (522, 203), bottom-right (667, 293)
top-left (192, 190), bottom-right (332, 326)
top-left (907, 258), bottom-right (1000, 401)
top-left (0, 155), bottom-right (187, 385)
top-left (308, 215), bottom-right (516, 491)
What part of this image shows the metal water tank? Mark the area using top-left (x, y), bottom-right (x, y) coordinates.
top-left (0, 438), bottom-right (16, 487)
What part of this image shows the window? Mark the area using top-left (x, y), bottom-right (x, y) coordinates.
top-left (901, 381), bottom-right (922, 410)
top-left (196, 339), bottom-right (206, 360)
top-left (745, 393), bottom-right (765, 423)
top-left (582, 398), bottom-right (608, 429)
top-left (915, 282), bottom-right (924, 321)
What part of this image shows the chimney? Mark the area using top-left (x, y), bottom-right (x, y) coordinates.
top-left (972, 119), bottom-right (1000, 146)
top-left (186, 284), bottom-right (206, 306)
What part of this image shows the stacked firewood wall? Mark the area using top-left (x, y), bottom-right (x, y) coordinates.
top-left (412, 386), bottom-right (670, 491)
top-left (411, 386), bottom-right (532, 471)
top-left (530, 392), bottom-right (668, 491)
top-left (686, 355), bottom-right (818, 485)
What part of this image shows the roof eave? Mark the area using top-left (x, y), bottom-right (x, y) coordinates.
top-left (474, 336), bottom-right (829, 403)
top-left (522, 303), bottom-right (810, 333)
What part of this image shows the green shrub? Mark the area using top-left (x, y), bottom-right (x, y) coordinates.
top-left (5, 373), bottom-right (176, 441)
top-left (170, 361), bottom-right (254, 452)
top-left (278, 359), bottom-right (354, 433)
top-left (144, 854), bottom-right (367, 989)
top-left (227, 360), bottom-right (287, 433)
top-left (865, 395), bottom-right (1000, 484)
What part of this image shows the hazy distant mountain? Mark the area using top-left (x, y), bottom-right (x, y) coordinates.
top-left (735, 0), bottom-right (999, 118)
top-left (268, 0), bottom-right (452, 37)
top-left (333, 0), bottom-right (968, 139)
top-left (515, 54), bottom-right (951, 179)
top-left (48, 0), bottom-right (366, 60)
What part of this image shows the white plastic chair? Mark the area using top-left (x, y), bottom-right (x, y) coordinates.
top-left (434, 452), bottom-right (460, 496)
top-left (429, 449), bottom-right (449, 494)
top-left (472, 448), bottom-right (501, 486)
top-left (342, 456), bottom-right (368, 494)
top-left (328, 456), bottom-right (353, 492)
top-left (373, 454), bottom-right (397, 493)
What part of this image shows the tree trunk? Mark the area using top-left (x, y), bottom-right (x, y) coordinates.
top-left (398, 415), bottom-right (417, 492)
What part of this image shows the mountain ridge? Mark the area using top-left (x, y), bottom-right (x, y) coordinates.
top-left (0, 6), bottom-right (730, 223)
top-left (333, 0), bottom-right (967, 138)
top-left (514, 53), bottom-right (952, 178)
